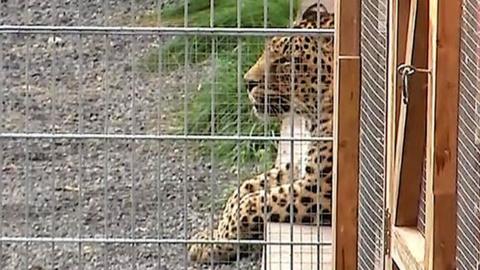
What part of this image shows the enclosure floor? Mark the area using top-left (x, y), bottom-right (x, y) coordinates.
top-left (262, 223), bottom-right (332, 270)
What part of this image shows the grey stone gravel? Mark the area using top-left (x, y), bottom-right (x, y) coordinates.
top-left (1, 1), bottom-right (262, 269)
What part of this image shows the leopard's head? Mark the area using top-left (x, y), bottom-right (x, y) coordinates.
top-left (243, 3), bottom-right (334, 120)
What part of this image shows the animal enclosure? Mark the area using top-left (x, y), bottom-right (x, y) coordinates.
top-left (0, 0), bottom-right (479, 270)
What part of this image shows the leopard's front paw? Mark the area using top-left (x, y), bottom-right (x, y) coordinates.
top-left (188, 230), bottom-right (217, 264)
top-left (188, 230), bottom-right (236, 264)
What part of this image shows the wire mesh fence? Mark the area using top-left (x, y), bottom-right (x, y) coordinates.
top-left (1, 0), bottom-right (336, 269)
top-left (358, 0), bottom-right (388, 269)
top-left (417, 155), bottom-right (426, 236)
top-left (457, 0), bottom-right (480, 269)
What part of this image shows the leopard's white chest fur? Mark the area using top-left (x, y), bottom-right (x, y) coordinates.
top-left (275, 114), bottom-right (312, 179)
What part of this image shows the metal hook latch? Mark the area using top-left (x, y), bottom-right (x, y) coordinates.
top-left (397, 64), bottom-right (416, 104)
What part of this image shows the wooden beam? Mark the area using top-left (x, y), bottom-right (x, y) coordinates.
top-left (393, 0), bottom-right (429, 227)
top-left (404, 0), bottom-right (418, 62)
top-left (332, 0), bottom-right (360, 269)
top-left (386, 0), bottom-right (400, 225)
top-left (385, 0), bottom-right (400, 268)
top-left (424, 0), bottom-right (461, 269)
top-left (395, 0), bottom-right (410, 127)
top-left (390, 0), bottom-right (412, 228)
top-left (391, 227), bottom-right (425, 270)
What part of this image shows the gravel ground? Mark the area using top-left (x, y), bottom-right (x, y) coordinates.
top-left (1, 1), bottom-right (262, 269)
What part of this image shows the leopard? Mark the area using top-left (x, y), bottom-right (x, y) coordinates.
top-left (188, 3), bottom-right (335, 264)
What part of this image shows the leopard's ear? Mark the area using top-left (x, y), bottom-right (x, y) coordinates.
top-left (300, 3), bottom-right (330, 22)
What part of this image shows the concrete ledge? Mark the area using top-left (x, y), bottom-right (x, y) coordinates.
top-left (262, 223), bottom-right (332, 270)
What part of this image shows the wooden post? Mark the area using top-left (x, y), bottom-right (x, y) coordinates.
top-left (332, 0), bottom-right (361, 268)
top-left (385, 0), bottom-right (399, 267)
top-left (424, 0), bottom-right (461, 269)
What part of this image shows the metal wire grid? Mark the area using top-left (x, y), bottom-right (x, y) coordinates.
top-left (457, 0), bottom-right (480, 268)
top-left (0, 1), bottom-right (336, 269)
top-left (417, 155), bottom-right (426, 235)
top-left (358, 0), bottom-right (388, 269)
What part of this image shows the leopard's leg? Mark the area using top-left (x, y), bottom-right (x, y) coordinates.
top-left (188, 176), bottom-right (332, 263)
top-left (222, 163), bottom-right (297, 215)
top-left (188, 163), bottom-right (295, 263)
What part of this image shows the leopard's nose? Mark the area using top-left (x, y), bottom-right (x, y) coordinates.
top-left (246, 80), bottom-right (259, 92)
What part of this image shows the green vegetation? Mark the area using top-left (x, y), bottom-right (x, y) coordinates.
top-left (140, 0), bottom-right (298, 27)
top-left (186, 55), bottom-right (278, 167)
top-left (139, 0), bottom-right (299, 167)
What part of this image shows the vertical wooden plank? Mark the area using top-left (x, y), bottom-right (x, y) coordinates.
top-left (332, 0), bottom-right (360, 268)
top-left (394, 0), bottom-right (410, 128)
top-left (385, 0), bottom-right (399, 268)
top-left (391, 0), bottom-right (415, 227)
top-left (386, 0), bottom-right (400, 223)
top-left (425, 0), bottom-right (461, 269)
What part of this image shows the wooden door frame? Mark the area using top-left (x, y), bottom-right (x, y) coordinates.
top-left (386, 0), bottom-right (461, 269)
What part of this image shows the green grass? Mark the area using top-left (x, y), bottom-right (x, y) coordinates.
top-left (185, 54), bottom-right (279, 166)
top-left (139, 0), bottom-right (299, 71)
top-left (140, 0), bottom-right (298, 27)
top-left (139, 0), bottom-right (298, 167)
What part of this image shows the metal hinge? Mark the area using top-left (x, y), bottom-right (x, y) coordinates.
top-left (383, 208), bottom-right (392, 256)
